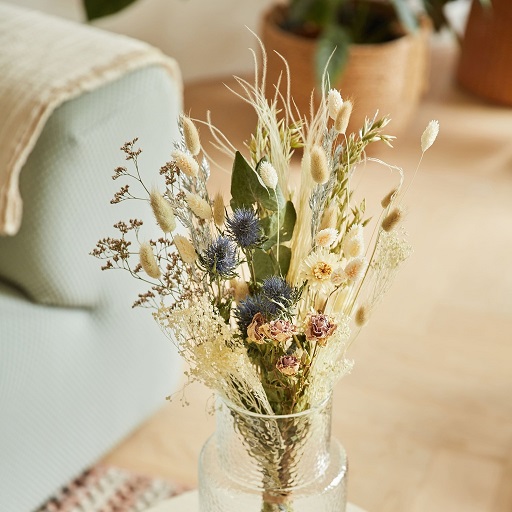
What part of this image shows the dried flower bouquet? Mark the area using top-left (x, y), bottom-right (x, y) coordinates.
top-left (92, 47), bottom-right (438, 511)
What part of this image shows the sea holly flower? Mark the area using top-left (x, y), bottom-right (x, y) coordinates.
top-left (199, 236), bottom-right (238, 279)
top-left (305, 313), bottom-right (337, 346)
top-left (226, 207), bottom-right (263, 249)
top-left (276, 355), bottom-right (300, 376)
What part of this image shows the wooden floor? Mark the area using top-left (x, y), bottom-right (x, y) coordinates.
top-left (102, 42), bottom-right (512, 512)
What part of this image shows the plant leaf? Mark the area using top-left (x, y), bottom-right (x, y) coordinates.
top-left (277, 245), bottom-right (292, 277)
top-left (230, 152), bottom-right (285, 212)
top-left (253, 249), bottom-right (275, 281)
top-left (315, 24), bottom-right (351, 87)
top-left (260, 201), bottom-right (297, 250)
top-left (389, 0), bottom-right (418, 32)
top-left (82, 0), bottom-right (138, 20)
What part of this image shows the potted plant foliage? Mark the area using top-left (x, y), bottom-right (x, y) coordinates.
top-left (261, 0), bottom-right (456, 133)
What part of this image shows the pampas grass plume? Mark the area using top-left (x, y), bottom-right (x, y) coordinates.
top-left (381, 188), bottom-right (397, 209)
top-left (334, 100), bottom-right (352, 134)
top-left (355, 304), bottom-right (369, 327)
top-left (327, 89), bottom-right (343, 120)
top-left (139, 242), bottom-right (160, 279)
top-left (150, 189), bottom-right (176, 233)
top-left (310, 145), bottom-right (329, 184)
top-left (213, 192), bottom-right (225, 227)
top-left (186, 192), bottom-right (212, 220)
top-left (182, 116), bottom-right (201, 156)
top-left (382, 207), bottom-right (403, 232)
top-left (319, 204), bottom-right (338, 230)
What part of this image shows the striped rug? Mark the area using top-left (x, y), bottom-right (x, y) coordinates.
top-left (36, 465), bottom-right (185, 512)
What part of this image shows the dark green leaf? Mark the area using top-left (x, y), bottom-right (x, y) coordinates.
top-left (82, 0), bottom-right (138, 20)
top-left (230, 152), bottom-right (285, 212)
top-left (253, 249), bottom-right (275, 281)
top-left (315, 23), bottom-right (351, 87)
top-left (277, 245), bottom-right (292, 277)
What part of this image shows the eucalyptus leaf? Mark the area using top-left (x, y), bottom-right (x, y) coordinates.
top-left (261, 201), bottom-right (297, 250)
top-left (253, 249), bottom-right (275, 281)
top-left (230, 152), bottom-right (285, 211)
top-left (277, 245), bottom-right (292, 277)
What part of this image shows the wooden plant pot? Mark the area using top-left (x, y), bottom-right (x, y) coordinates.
top-left (261, 4), bottom-right (432, 135)
top-left (457, 0), bottom-right (512, 106)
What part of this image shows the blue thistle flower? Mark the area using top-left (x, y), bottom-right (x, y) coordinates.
top-left (261, 276), bottom-right (293, 303)
top-left (199, 236), bottom-right (238, 279)
top-left (226, 207), bottom-right (262, 249)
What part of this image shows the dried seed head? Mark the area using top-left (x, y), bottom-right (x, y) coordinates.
top-left (342, 224), bottom-right (365, 258)
top-left (139, 242), bottom-right (160, 279)
top-left (334, 100), bottom-right (353, 134)
top-left (327, 89), bottom-right (343, 120)
top-left (381, 188), bottom-right (397, 209)
top-left (185, 192), bottom-right (212, 220)
top-left (182, 116), bottom-right (201, 156)
top-left (355, 304), bottom-right (369, 327)
top-left (319, 203), bottom-right (338, 230)
top-left (173, 235), bottom-right (197, 264)
top-left (310, 145), bottom-right (329, 184)
top-left (150, 189), bottom-right (176, 233)
top-left (381, 207), bottom-right (403, 232)
top-left (259, 161), bottom-right (278, 190)
top-left (213, 192), bottom-right (225, 227)
top-left (421, 120), bottom-right (439, 152)
top-left (171, 150), bottom-right (199, 177)
top-left (344, 257), bottom-right (367, 282)
top-left (315, 228), bottom-right (338, 248)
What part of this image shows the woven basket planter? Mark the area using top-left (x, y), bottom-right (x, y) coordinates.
top-left (261, 4), bottom-right (432, 134)
top-left (457, 0), bottom-right (512, 105)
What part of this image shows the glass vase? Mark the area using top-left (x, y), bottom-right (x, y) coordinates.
top-left (198, 395), bottom-right (348, 511)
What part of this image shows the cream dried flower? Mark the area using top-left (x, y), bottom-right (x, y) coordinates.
top-left (421, 120), bottom-right (439, 152)
top-left (173, 235), bottom-right (197, 264)
top-left (150, 189), bottom-right (176, 233)
top-left (171, 149), bottom-right (199, 177)
top-left (327, 89), bottom-right (343, 120)
top-left (342, 224), bottom-right (364, 258)
top-left (310, 145), bottom-right (329, 184)
top-left (139, 242), bottom-right (160, 279)
top-left (300, 249), bottom-right (340, 293)
top-left (185, 192), bottom-right (212, 220)
top-left (315, 228), bottom-right (338, 248)
top-left (259, 161), bottom-right (278, 190)
top-left (213, 192), bottom-right (225, 227)
top-left (182, 116), bottom-right (201, 156)
top-left (344, 257), bottom-right (367, 282)
top-left (331, 267), bottom-right (348, 286)
top-left (334, 100), bottom-right (353, 134)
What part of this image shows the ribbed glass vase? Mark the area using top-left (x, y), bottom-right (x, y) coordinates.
top-left (198, 395), bottom-right (348, 511)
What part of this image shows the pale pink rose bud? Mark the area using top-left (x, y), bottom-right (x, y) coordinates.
top-left (182, 116), bottom-right (201, 156)
top-left (171, 149), bottom-right (199, 177)
top-left (150, 189), bottom-right (176, 233)
top-left (327, 89), bottom-right (343, 120)
top-left (305, 313), bottom-right (337, 346)
top-left (185, 192), bottom-right (212, 220)
top-left (260, 319), bottom-right (297, 344)
top-left (247, 312), bottom-right (266, 344)
top-left (259, 161), bottom-right (279, 190)
top-left (315, 228), bottom-right (338, 248)
top-left (276, 355), bottom-right (300, 376)
top-left (421, 120), bottom-right (439, 152)
top-left (310, 145), bottom-right (329, 184)
top-left (344, 257), bottom-right (367, 282)
top-left (334, 100), bottom-right (352, 134)
top-left (139, 242), bottom-right (160, 279)
top-left (173, 235), bottom-right (197, 264)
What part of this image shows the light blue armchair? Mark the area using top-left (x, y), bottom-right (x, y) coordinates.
top-left (0, 8), bottom-right (183, 511)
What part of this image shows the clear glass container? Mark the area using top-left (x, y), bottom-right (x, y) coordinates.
top-left (198, 395), bottom-right (347, 512)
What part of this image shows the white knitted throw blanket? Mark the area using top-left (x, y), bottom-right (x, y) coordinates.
top-left (0, 3), bottom-right (182, 236)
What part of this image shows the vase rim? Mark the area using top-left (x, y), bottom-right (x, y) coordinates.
top-left (218, 392), bottom-right (332, 420)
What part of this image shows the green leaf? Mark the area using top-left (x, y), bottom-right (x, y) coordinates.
top-left (253, 249), bottom-right (275, 282)
top-left (389, 0), bottom-right (418, 33)
top-left (82, 0), bottom-right (138, 20)
top-left (230, 152), bottom-right (285, 212)
top-left (277, 245), bottom-right (292, 277)
top-left (315, 24), bottom-right (351, 87)
top-left (260, 201), bottom-right (297, 251)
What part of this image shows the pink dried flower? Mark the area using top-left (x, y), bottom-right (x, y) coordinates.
top-left (260, 319), bottom-right (297, 344)
top-left (247, 312), bottom-right (266, 344)
top-left (305, 313), bottom-right (337, 346)
top-left (276, 355), bottom-right (301, 376)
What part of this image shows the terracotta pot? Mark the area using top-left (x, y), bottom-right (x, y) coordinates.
top-left (457, 0), bottom-right (512, 105)
top-left (261, 4), bottom-right (432, 134)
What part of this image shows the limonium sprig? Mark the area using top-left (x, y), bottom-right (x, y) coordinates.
top-left (92, 43), bottom-right (438, 418)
